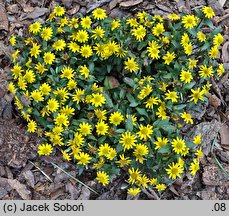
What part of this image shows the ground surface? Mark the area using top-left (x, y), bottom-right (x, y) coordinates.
top-left (0, 0), bottom-right (229, 200)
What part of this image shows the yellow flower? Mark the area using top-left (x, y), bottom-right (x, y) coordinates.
top-left (184, 43), bottom-right (192, 56)
top-left (119, 131), bottom-right (137, 151)
top-left (96, 171), bottom-right (109, 186)
top-left (193, 134), bottom-right (201, 145)
top-left (30, 43), bottom-right (41, 58)
top-left (75, 152), bottom-right (92, 166)
top-left (165, 90), bottom-right (178, 103)
top-left (35, 62), bottom-right (47, 74)
top-left (127, 18), bottom-right (138, 27)
top-left (68, 42), bottom-right (80, 53)
top-left (181, 33), bottom-right (190, 47)
top-left (190, 88), bottom-right (204, 104)
top-left (54, 113), bottom-right (69, 127)
top-left (47, 98), bottom-right (59, 113)
top-left (80, 44), bottom-right (93, 58)
top-left (41, 27), bottom-right (53, 41)
top-left (133, 144), bottom-right (149, 163)
top-left (189, 159), bottom-right (200, 175)
top-left (132, 25), bottom-right (146, 41)
top-left (152, 23), bottom-right (165, 37)
top-left (9, 35), bottom-right (16, 46)
top-left (138, 84), bottom-right (153, 100)
top-left (106, 148), bottom-right (117, 160)
top-left (188, 59), bottom-right (198, 70)
top-left (54, 6), bottom-right (65, 16)
top-left (209, 46), bottom-right (219, 59)
top-left (69, 18), bottom-right (79, 28)
top-left (52, 39), bottom-right (66, 51)
top-left (202, 6), bottom-right (215, 19)
top-left (137, 124), bottom-right (153, 141)
top-left (197, 31), bottom-right (206, 42)
top-left (147, 40), bottom-right (160, 60)
top-left (79, 65), bottom-right (90, 78)
top-left (217, 63), bottom-right (224, 77)
top-left (156, 183), bottom-right (166, 191)
top-left (43, 52), bottom-right (55, 65)
top-left (124, 58), bottom-right (139, 73)
top-left (128, 188), bottom-right (141, 196)
top-left (24, 70), bottom-right (35, 83)
top-left (60, 66), bottom-right (74, 79)
top-left (72, 88), bottom-right (85, 104)
top-left (128, 167), bottom-right (141, 184)
top-left (195, 147), bottom-right (203, 160)
top-left (61, 150), bottom-right (71, 161)
top-left (167, 13), bottom-right (180, 21)
top-left (213, 33), bottom-right (224, 47)
top-left (182, 15), bottom-right (198, 29)
top-left (136, 175), bottom-right (150, 188)
top-left (67, 79), bottom-right (77, 90)
top-left (92, 8), bottom-right (107, 20)
top-left (154, 137), bottom-right (169, 150)
top-left (96, 120), bottom-right (109, 136)
top-left (166, 162), bottom-right (183, 179)
top-left (149, 178), bottom-right (158, 186)
top-left (27, 120), bottom-right (37, 133)
top-left (92, 26), bottom-right (105, 40)
top-left (199, 64), bottom-right (213, 79)
top-left (180, 70), bottom-right (193, 84)
top-left (144, 96), bottom-right (159, 109)
top-left (75, 30), bottom-right (89, 43)
top-left (29, 22), bottom-right (41, 34)
top-left (30, 90), bottom-right (44, 102)
top-left (95, 109), bottom-right (107, 121)
top-left (8, 82), bottom-right (16, 94)
top-left (12, 50), bottom-right (20, 62)
top-left (163, 51), bottom-right (175, 65)
top-left (11, 64), bottom-right (23, 78)
top-left (78, 122), bottom-right (92, 136)
top-left (109, 111), bottom-right (124, 126)
top-left (171, 137), bottom-right (186, 154)
top-left (38, 143), bottom-right (53, 156)
top-left (116, 154), bottom-right (131, 168)
top-left (54, 87), bottom-right (69, 103)
top-left (111, 19), bottom-right (120, 30)
top-left (80, 16), bottom-right (92, 29)
top-left (181, 112), bottom-right (193, 124)
top-left (90, 93), bottom-right (106, 107)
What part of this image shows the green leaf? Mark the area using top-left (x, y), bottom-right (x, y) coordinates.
top-left (116, 143), bottom-right (123, 153)
top-left (107, 64), bottom-right (112, 73)
top-left (157, 144), bottom-right (171, 154)
top-left (126, 92), bottom-right (138, 107)
top-left (162, 73), bottom-right (172, 79)
top-left (119, 88), bottom-right (125, 99)
top-left (183, 81), bottom-right (196, 90)
top-left (173, 104), bottom-right (186, 111)
top-left (123, 77), bottom-right (134, 87)
top-left (205, 19), bottom-right (214, 29)
top-left (88, 62), bottom-right (95, 72)
top-left (103, 92), bottom-right (113, 108)
top-left (200, 42), bottom-right (210, 51)
top-left (126, 115), bottom-right (133, 132)
top-left (162, 124), bottom-right (176, 133)
top-left (98, 136), bottom-right (107, 143)
top-left (136, 107), bottom-right (149, 118)
top-left (186, 141), bottom-right (195, 148)
top-left (115, 129), bottom-right (125, 133)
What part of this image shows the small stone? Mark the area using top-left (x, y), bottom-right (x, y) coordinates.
top-left (119, 0), bottom-right (143, 8)
top-left (67, 3), bottom-right (80, 15)
top-left (110, 8), bottom-right (128, 18)
top-left (79, 7), bottom-right (87, 15)
top-left (109, 0), bottom-right (118, 10)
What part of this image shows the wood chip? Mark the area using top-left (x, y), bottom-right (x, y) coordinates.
top-left (0, 2), bottom-right (9, 32)
top-left (220, 125), bottom-right (229, 146)
top-left (222, 41), bottom-right (229, 63)
top-left (20, 7), bottom-right (49, 21)
top-left (8, 179), bottom-right (31, 200)
top-left (208, 93), bottom-right (221, 109)
top-left (119, 0), bottom-right (143, 8)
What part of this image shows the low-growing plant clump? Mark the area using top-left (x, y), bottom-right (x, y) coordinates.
top-left (8, 5), bottom-right (224, 196)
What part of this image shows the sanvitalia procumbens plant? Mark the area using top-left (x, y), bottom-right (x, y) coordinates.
top-left (8, 5), bottom-right (224, 196)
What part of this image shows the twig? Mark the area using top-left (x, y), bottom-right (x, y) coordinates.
top-left (215, 13), bottom-right (229, 24)
top-left (210, 138), bottom-right (229, 178)
top-left (185, 0), bottom-right (191, 14)
top-left (141, 187), bottom-right (160, 200)
top-left (86, 0), bottom-right (112, 13)
top-left (29, 160), bottom-right (53, 182)
top-left (51, 162), bottom-right (99, 195)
